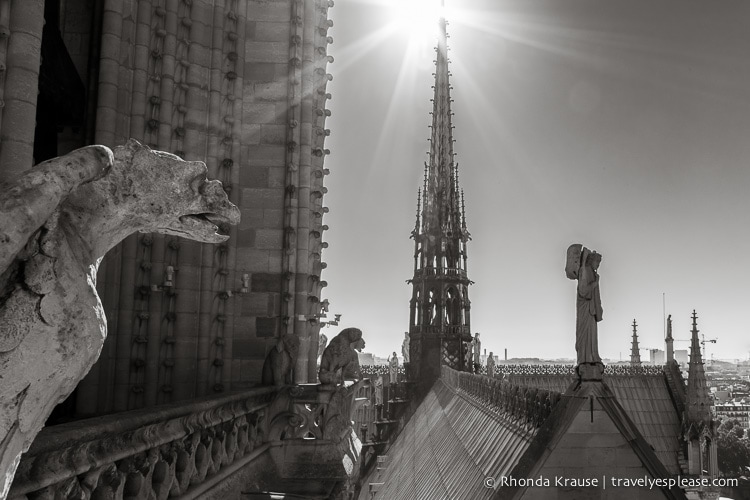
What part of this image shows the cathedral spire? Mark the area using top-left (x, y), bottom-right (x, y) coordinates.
top-left (665, 314), bottom-right (674, 363)
top-left (421, 11), bottom-right (464, 240)
top-left (630, 319), bottom-right (641, 366)
top-left (408, 6), bottom-right (473, 389)
top-left (686, 310), bottom-right (711, 425)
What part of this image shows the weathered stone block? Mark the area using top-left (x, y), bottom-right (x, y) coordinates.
top-left (248, 1), bottom-right (289, 22)
top-left (236, 248), bottom-right (270, 273)
top-left (245, 62), bottom-right (276, 82)
top-left (267, 166), bottom-right (286, 188)
top-left (254, 21), bottom-right (290, 42)
top-left (263, 209), bottom-right (283, 228)
top-left (251, 273), bottom-right (282, 293)
top-left (174, 266), bottom-right (202, 291)
top-left (245, 41), bottom-right (288, 63)
top-left (241, 293), bottom-right (273, 316)
top-left (233, 338), bottom-right (268, 359)
top-left (256, 317), bottom-right (278, 338)
top-left (241, 123), bottom-right (262, 144)
top-left (254, 81), bottom-right (287, 102)
top-left (243, 101), bottom-right (278, 124)
top-left (246, 145), bottom-right (286, 167)
top-left (174, 290), bottom-right (201, 313)
top-left (239, 207), bottom-right (264, 230)
top-left (237, 228), bottom-right (256, 247)
top-left (240, 187), bottom-right (284, 210)
top-left (256, 229), bottom-right (283, 249)
top-left (245, 20), bottom-right (257, 39)
top-left (240, 164), bottom-right (268, 188)
top-left (261, 124), bottom-right (286, 145)
top-left (268, 252), bottom-right (282, 273)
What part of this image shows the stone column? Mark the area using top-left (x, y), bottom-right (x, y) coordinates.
top-left (0, 0), bottom-right (44, 181)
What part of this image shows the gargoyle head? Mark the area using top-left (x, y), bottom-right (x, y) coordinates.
top-left (61, 140), bottom-right (240, 259)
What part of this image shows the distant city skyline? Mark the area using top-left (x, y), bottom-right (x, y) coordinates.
top-left (321, 0), bottom-right (750, 361)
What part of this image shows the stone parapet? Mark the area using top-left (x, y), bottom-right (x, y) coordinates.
top-left (9, 387), bottom-right (277, 499)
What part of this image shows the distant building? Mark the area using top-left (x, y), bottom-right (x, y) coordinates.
top-left (651, 348), bottom-right (666, 365)
top-left (358, 352), bottom-right (375, 365)
top-left (675, 349), bottom-right (689, 365)
top-left (715, 402), bottom-right (750, 429)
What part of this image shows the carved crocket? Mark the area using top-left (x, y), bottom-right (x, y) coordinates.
top-left (0, 140), bottom-right (240, 497)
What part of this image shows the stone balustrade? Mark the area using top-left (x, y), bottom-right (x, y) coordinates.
top-left (478, 363), bottom-right (666, 377)
top-left (441, 366), bottom-right (562, 429)
top-left (8, 380), bottom-right (368, 500)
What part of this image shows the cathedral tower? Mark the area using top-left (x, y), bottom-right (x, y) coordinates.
top-left (407, 10), bottom-right (473, 387)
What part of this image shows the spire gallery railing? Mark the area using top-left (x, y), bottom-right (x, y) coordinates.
top-left (441, 366), bottom-right (562, 429)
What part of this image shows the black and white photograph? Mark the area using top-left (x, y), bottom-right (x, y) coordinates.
top-left (1, 0), bottom-right (749, 498)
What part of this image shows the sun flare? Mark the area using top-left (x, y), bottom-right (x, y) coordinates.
top-left (387, 0), bottom-right (446, 42)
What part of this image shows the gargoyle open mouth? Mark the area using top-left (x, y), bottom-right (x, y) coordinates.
top-left (177, 212), bottom-right (235, 243)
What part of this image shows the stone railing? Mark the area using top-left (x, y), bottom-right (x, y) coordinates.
top-left (484, 363), bottom-right (665, 377)
top-left (360, 365), bottom-right (406, 377)
top-left (265, 379), bottom-right (370, 495)
top-left (442, 366), bottom-right (562, 429)
top-left (8, 387), bottom-right (277, 500)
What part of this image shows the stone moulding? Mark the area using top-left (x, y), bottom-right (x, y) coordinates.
top-left (441, 366), bottom-right (562, 430)
top-left (9, 387), bottom-right (277, 499)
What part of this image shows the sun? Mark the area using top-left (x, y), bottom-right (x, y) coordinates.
top-left (386, 0), bottom-right (446, 42)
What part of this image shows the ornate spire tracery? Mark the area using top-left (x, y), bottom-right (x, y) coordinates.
top-left (408, 7), bottom-right (473, 387)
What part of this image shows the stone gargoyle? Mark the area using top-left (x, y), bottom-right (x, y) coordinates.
top-left (319, 328), bottom-right (363, 386)
top-left (0, 139), bottom-right (240, 497)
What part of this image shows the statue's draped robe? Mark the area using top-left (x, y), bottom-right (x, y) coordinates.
top-left (389, 357), bottom-right (399, 384)
top-left (576, 265), bottom-right (603, 364)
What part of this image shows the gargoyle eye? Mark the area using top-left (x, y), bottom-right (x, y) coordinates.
top-left (190, 175), bottom-right (204, 194)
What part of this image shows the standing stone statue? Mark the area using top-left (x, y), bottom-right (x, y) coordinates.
top-left (317, 332), bottom-right (328, 358)
top-left (472, 332), bottom-right (482, 372)
top-left (374, 375), bottom-right (383, 406)
top-left (566, 244), bottom-right (603, 366)
top-left (487, 352), bottom-right (496, 378)
top-left (402, 332), bottom-right (410, 363)
top-left (388, 352), bottom-right (399, 384)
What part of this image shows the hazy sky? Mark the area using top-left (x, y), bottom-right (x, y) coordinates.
top-left (320, 0), bottom-right (750, 362)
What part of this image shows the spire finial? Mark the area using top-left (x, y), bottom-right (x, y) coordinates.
top-left (665, 313), bottom-right (674, 363)
top-left (686, 310), bottom-right (711, 425)
top-left (630, 319), bottom-right (641, 366)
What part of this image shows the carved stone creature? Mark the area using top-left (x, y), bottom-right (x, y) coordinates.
top-left (319, 328), bottom-right (363, 386)
top-left (261, 334), bottom-right (300, 386)
top-left (0, 140), bottom-right (240, 497)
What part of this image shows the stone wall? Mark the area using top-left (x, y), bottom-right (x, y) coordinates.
top-left (82, 0), bottom-right (333, 416)
top-left (0, 0), bottom-right (333, 418)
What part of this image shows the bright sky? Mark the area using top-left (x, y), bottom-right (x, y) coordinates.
top-left (321, 0), bottom-right (750, 362)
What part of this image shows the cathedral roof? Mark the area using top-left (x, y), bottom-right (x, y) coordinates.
top-left (506, 369), bottom-right (683, 475)
top-left (362, 368), bottom-right (687, 500)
